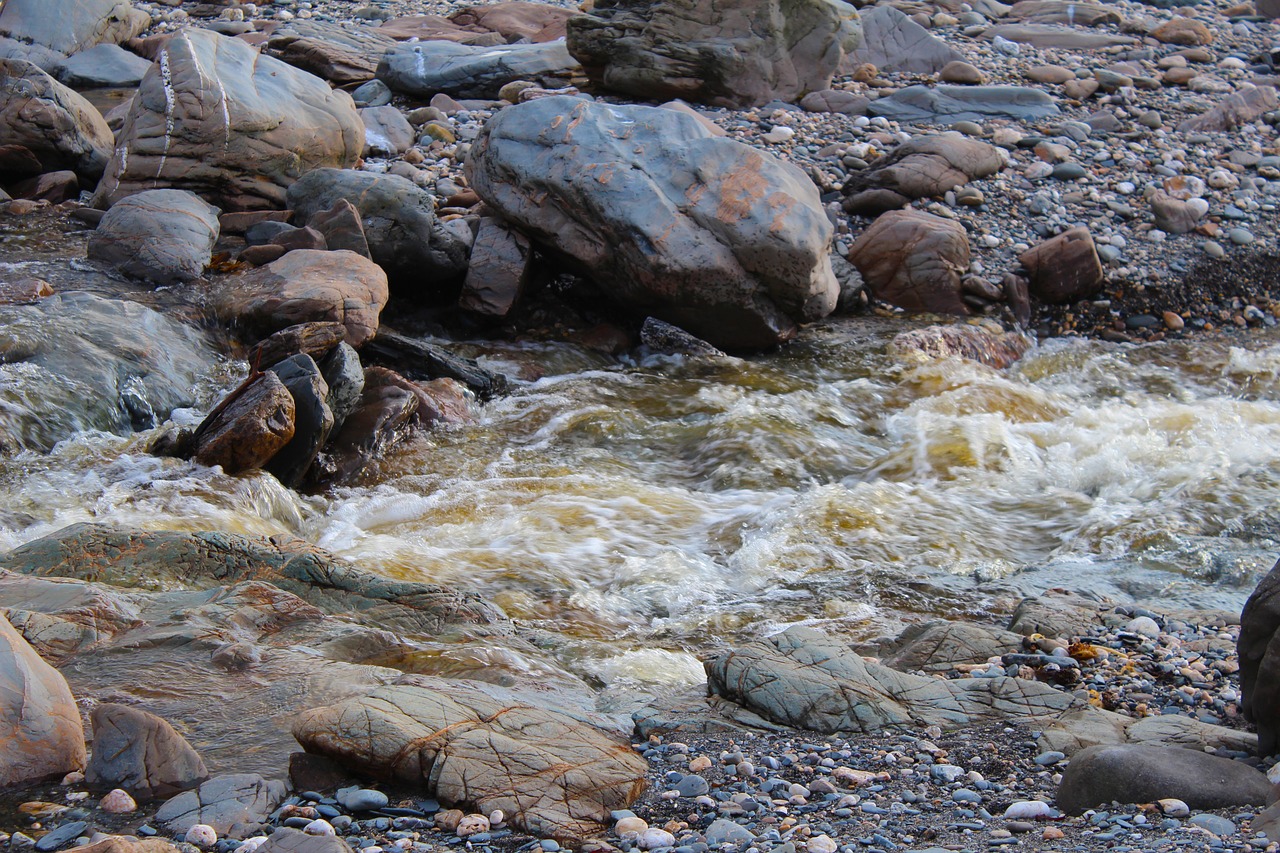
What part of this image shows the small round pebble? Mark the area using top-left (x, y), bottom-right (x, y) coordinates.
top-left (99, 789), bottom-right (136, 814)
top-left (638, 828), bottom-right (676, 849)
top-left (303, 820), bottom-right (335, 837)
top-left (185, 825), bottom-right (217, 848)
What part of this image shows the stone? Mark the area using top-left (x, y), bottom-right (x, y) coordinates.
top-left (265, 354), bottom-right (334, 488)
top-left (74, 838), bottom-right (179, 853)
top-left (640, 317), bottom-right (725, 357)
top-left (1150, 192), bottom-right (1207, 234)
top-left (335, 787), bottom-right (388, 812)
top-left (1176, 85), bottom-right (1278, 133)
top-left (0, 0), bottom-right (150, 71)
top-left (0, 58), bottom-right (115, 181)
top-left (881, 620), bottom-right (1024, 672)
top-left (360, 106), bottom-right (415, 158)
top-left (93, 29), bottom-right (363, 211)
top-left (246, 323), bottom-right (347, 373)
top-left (253, 828), bottom-right (347, 853)
top-left (1018, 227), bottom-right (1103, 304)
top-left (378, 41), bottom-right (578, 100)
top-left (0, 277), bottom-right (53, 305)
top-left (467, 96), bottom-right (838, 351)
top-left (1056, 745), bottom-right (1269, 813)
top-left (848, 209), bottom-right (970, 315)
top-left (939, 61), bottom-right (985, 84)
top-left (264, 20), bottom-right (397, 86)
top-left (155, 774), bottom-right (288, 839)
top-left (566, 0), bottom-right (863, 108)
top-left (319, 343), bottom-right (364, 434)
top-left (53, 43), bottom-right (152, 89)
top-left (799, 89), bottom-right (870, 115)
top-left (87, 189), bottom-right (220, 285)
top-left (459, 217), bottom-right (533, 318)
top-left (448, 3), bottom-right (576, 43)
top-left (10, 170), bottom-right (77, 203)
top-left (99, 789), bottom-right (138, 813)
top-left (1007, 0), bottom-right (1119, 24)
top-left (1025, 64), bottom-right (1073, 84)
top-left (211, 250), bottom-right (389, 348)
top-left (869, 85), bottom-right (1059, 124)
top-left (34, 821), bottom-right (89, 852)
top-left (0, 612), bottom-right (86, 786)
top-left (845, 6), bottom-right (962, 75)
top-left (286, 169), bottom-right (469, 291)
top-left (85, 703), bottom-right (209, 802)
top-left (1151, 18), bottom-right (1213, 45)
top-left (184, 827), bottom-right (216, 849)
top-left (292, 676), bottom-right (648, 841)
top-left (1239, 556), bottom-right (1280, 754)
top-left (189, 371), bottom-right (296, 474)
top-left (842, 132), bottom-right (1004, 214)
top-left (306, 199), bottom-right (371, 259)
top-left (981, 24), bottom-right (1136, 49)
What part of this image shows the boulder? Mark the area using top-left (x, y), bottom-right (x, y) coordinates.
top-left (211, 250), bottom-right (389, 348)
top-left (842, 133), bottom-right (1004, 214)
top-left (1150, 191), bottom-right (1207, 234)
top-left (1007, 590), bottom-right (1106, 639)
top-left (360, 106), bottom-right (415, 158)
top-left (189, 371), bottom-right (297, 474)
top-left (881, 620), bottom-right (1024, 672)
top-left (1177, 85), bottom-right (1279, 133)
top-left (1151, 18), bottom-right (1213, 45)
top-left (1018, 227), bottom-right (1103, 304)
top-left (980, 24), bottom-right (1136, 50)
top-left (306, 199), bottom-right (371, 259)
top-left (85, 703), bottom-right (209, 802)
top-left (844, 6), bottom-right (961, 74)
top-left (566, 0), bottom-right (862, 108)
top-left (459, 216), bottom-right (533, 318)
top-left (466, 96), bottom-right (839, 350)
top-left (869, 84), bottom-right (1060, 124)
top-left (378, 40), bottom-right (578, 99)
top-left (292, 676), bottom-right (648, 841)
top-left (848, 209), bottom-right (970, 315)
top-left (0, 58), bottom-right (115, 181)
top-left (1007, 0), bottom-right (1119, 24)
top-left (254, 828), bottom-right (348, 853)
top-left (1239, 556), bottom-right (1280, 754)
top-left (377, 15), bottom-right (505, 44)
top-left (0, 0), bottom-right (150, 71)
top-left (154, 773), bottom-right (287, 838)
top-left (93, 29), bottom-right (363, 211)
top-left (449, 3), bottom-right (576, 42)
top-left (87, 189), bottom-right (220, 285)
top-left (286, 169), bottom-right (469, 290)
top-left (799, 89), bottom-right (870, 115)
top-left (246, 322), bottom-right (347, 372)
top-left (10, 170), bottom-right (78, 203)
top-left (310, 368), bottom-right (428, 486)
top-left (264, 20), bottom-right (398, 86)
top-left (0, 611), bottom-right (86, 786)
top-left (265, 354), bottom-right (334, 488)
top-left (1056, 745), bottom-right (1269, 813)
top-left (53, 43), bottom-right (153, 89)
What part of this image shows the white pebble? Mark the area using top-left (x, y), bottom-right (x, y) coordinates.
top-left (615, 817), bottom-right (649, 835)
top-left (638, 829), bottom-right (676, 849)
top-left (185, 825), bottom-right (217, 848)
top-left (763, 126), bottom-right (796, 144)
top-left (807, 835), bottom-right (838, 853)
top-left (98, 789), bottom-right (136, 814)
top-left (1004, 800), bottom-right (1052, 819)
top-left (1126, 616), bottom-right (1161, 638)
top-left (1159, 798), bottom-right (1190, 817)
top-left (234, 838), bottom-right (268, 853)
top-left (489, 810), bottom-right (505, 827)
top-left (456, 815), bottom-right (490, 838)
top-left (303, 820), bottom-right (335, 836)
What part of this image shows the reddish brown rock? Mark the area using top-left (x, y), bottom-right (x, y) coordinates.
top-left (305, 200), bottom-right (371, 258)
top-left (219, 210), bottom-right (293, 236)
top-left (265, 21), bottom-right (397, 85)
top-left (190, 371), bottom-right (296, 474)
top-left (0, 59), bottom-right (115, 181)
top-left (0, 611), bottom-right (86, 786)
top-left (459, 217), bottom-right (532, 318)
top-left (313, 368), bottom-right (421, 486)
top-left (449, 2), bottom-right (575, 42)
top-left (239, 244), bottom-right (288, 267)
top-left (848, 209), bottom-right (970, 315)
top-left (1177, 85), bottom-right (1278, 133)
top-left (0, 277), bottom-right (54, 304)
top-left (246, 322), bottom-right (347, 372)
top-left (11, 170), bottom-right (77, 203)
top-left (1151, 18), bottom-right (1213, 46)
top-left (1018, 227), bottom-right (1103, 304)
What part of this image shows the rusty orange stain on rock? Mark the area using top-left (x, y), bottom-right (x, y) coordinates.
top-left (715, 152), bottom-right (768, 224)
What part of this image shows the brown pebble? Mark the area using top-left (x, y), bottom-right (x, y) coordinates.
top-left (1043, 827), bottom-right (1066, 840)
top-left (1163, 311), bottom-right (1185, 330)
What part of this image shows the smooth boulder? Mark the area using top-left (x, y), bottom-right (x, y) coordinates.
top-left (1239, 555), bottom-right (1280, 754)
top-left (0, 58), bottom-right (115, 181)
top-left (842, 133), bottom-right (1004, 214)
top-left (466, 96), bottom-right (839, 350)
top-left (1056, 745), bottom-right (1270, 813)
top-left (1018, 227), bottom-right (1103, 304)
top-left (53, 43), bottom-right (152, 89)
top-left (85, 703), bottom-right (209, 802)
top-left (0, 611), bottom-right (86, 786)
top-left (94, 29), bottom-right (363, 211)
top-left (0, 0), bottom-right (150, 71)
top-left (844, 6), bottom-right (961, 74)
top-left (848, 209), bottom-right (971, 315)
top-left (88, 190), bottom-right (220, 285)
top-left (378, 40), bottom-right (578, 99)
top-left (154, 773), bottom-right (287, 838)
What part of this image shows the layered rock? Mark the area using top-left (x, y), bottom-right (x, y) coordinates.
top-left (94, 29), bottom-right (363, 211)
top-left (264, 20), bottom-right (398, 86)
top-left (566, 0), bottom-right (862, 108)
top-left (87, 189), bottom-right (221, 285)
top-left (848, 209), bottom-right (970, 315)
top-left (0, 0), bottom-right (150, 71)
top-left (378, 40), bottom-right (578, 100)
top-left (0, 58), bottom-right (115, 181)
top-left (466, 96), bottom-right (839, 350)
top-left (0, 611), bottom-right (86, 786)
top-left (154, 774), bottom-right (287, 838)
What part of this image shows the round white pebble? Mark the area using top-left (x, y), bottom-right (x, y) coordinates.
top-left (1004, 800), bottom-right (1052, 819)
top-left (638, 828), bottom-right (676, 849)
top-left (185, 825), bottom-right (217, 848)
top-left (1159, 798), bottom-right (1190, 817)
top-left (807, 835), bottom-right (838, 853)
top-left (303, 819), bottom-right (335, 836)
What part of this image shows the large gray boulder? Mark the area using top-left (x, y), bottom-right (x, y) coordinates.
top-left (53, 43), bottom-right (153, 90)
top-left (378, 40), bottom-right (578, 99)
top-left (287, 169), bottom-right (470, 292)
top-left (844, 6), bottom-right (962, 74)
top-left (93, 29), bottom-right (363, 211)
top-left (0, 58), bottom-right (115, 181)
top-left (1056, 745), bottom-right (1270, 814)
top-left (154, 774), bottom-right (287, 838)
top-left (87, 189), bottom-right (221, 285)
top-left (566, 0), bottom-right (862, 108)
top-left (0, 611), bottom-right (86, 786)
top-left (466, 96), bottom-right (839, 350)
top-left (0, 0), bottom-right (150, 71)
top-left (293, 677), bottom-right (648, 841)
top-left (85, 703), bottom-right (209, 802)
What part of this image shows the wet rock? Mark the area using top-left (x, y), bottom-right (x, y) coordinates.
top-left (319, 343), bottom-right (364, 433)
top-left (10, 170), bottom-right (78, 204)
top-left (292, 676), bottom-right (648, 841)
top-left (1007, 590), bottom-right (1105, 639)
top-left (640, 318), bottom-right (726, 357)
top-left (93, 29), bottom-right (363, 211)
top-left (360, 331), bottom-right (506, 400)
top-left (287, 169), bottom-right (469, 291)
top-left (379, 40), bottom-right (578, 100)
top-left (53, 44), bottom-right (152, 89)
top-left (264, 20), bottom-right (397, 86)
top-left (467, 96), bottom-right (838, 351)
top-left (154, 773), bottom-right (288, 839)
top-left (0, 58), bottom-right (115, 181)
top-left (848, 209), bottom-right (970, 315)
top-left (85, 703), bottom-right (209, 802)
top-left (360, 106), bottom-right (415, 158)
top-left (87, 189), bottom-right (220, 285)
top-left (0, 611), bottom-right (86, 786)
top-left (1056, 745), bottom-right (1269, 813)
top-left (1018, 227), bottom-right (1103, 304)
top-left (265, 354), bottom-right (334, 488)
top-left (458, 216), bottom-right (533, 319)
top-left (1176, 84), bottom-right (1279, 133)
top-left (845, 6), bottom-right (961, 74)
top-left (189, 371), bottom-right (296, 475)
top-left (842, 133), bottom-right (1004, 214)
top-left (566, 0), bottom-right (862, 108)
top-left (306, 199), bottom-right (371, 259)
top-left (211, 250), bottom-right (389, 348)
top-left (881, 620), bottom-right (1024, 672)
top-left (869, 85), bottom-right (1059, 124)
top-left (0, 0), bottom-right (150, 71)
top-left (246, 323), bottom-right (347, 372)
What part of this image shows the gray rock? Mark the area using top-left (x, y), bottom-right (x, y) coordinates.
top-left (266, 354), bottom-right (334, 488)
top-left (458, 216), bottom-right (533, 319)
top-left (0, 0), bottom-right (149, 71)
top-left (378, 40), bottom-right (577, 100)
top-left (704, 818), bottom-right (754, 845)
top-left (882, 621), bottom-right (1023, 673)
top-left (869, 85), bottom-right (1059, 124)
top-left (88, 189), bottom-right (221, 285)
top-left (1177, 85), bottom-right (1279, 133)
top-left (360, 106), bottom-right (415, 158)
top-left (842, 132), bottom-right (1004, 214)
top-left (265, 20), bottom-right (397, 86)
top-left (1007, 590), bottom-right (1106, 639)
top-left (85, 703), bottom-right (209, 802)
top-left (93, 29), bottom-right (363, 211)
top-left (1188, 814), bottom-right (1237, 837)
top-left (1056, 745), bottom-right (1269, 814)
top-left (286, 169), bottom-right (469, 291)
top-left (351, 79), bottom-right (392, 108)
top-left (980, 24), bottom-right (1137, 49)
top-left (567, 0), bottom-right (862, 109)
top-left (320, 342), bottom-right (365, 434)
top-left (640, 318), bottom-right (725, 357)
top-left (254, 828), bottom-right (349, 853)
top-left (0, 58), bottom-right (115, 181)
top-left (33, 821), bottom-right (88, 852)
top-left (845, 6), bottom-right (962, 74)
top-left (53, 43), bottom-right (152, 89)
top-left (0, 612), bottom-right (86, 787)
top-left (154, 773), bottom-right (288, 838)
top-left (466, 96), bottom-right (839, 350)
top-left (335, 787), bottom-right (388, 812)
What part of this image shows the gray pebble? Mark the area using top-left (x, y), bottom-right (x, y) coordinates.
top-left (1228, 228), bottom-right (1255, 245)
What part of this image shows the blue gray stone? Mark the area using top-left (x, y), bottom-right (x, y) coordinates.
top-left (378, 41), bottom-right (577, 100)
top-left (869, 85), bottom-right (1060, 124)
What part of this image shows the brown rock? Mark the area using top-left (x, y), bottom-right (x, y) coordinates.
top-left (246, 322), bottom-right (347, 372)
top-left (73, 838), bottom-right (181, 853)
top-left (1008, 0), bottom-right (1119, 24)
top-left (378, 15), bottom-right (505, 44)
top-left (1062, 78), bottom-right (1099, 100)
top-left (1151, 17), bottom-right (1213, 46)
top-left (938, 61), bottom-right (985, 85)
top-left (0, 59), bottom-right (114, 181)
top-left (312, 367), bottom-right (421, 486)
top-left (1177, 84), bottom-right (1279, 132)
top-left (1018, 227), bottom-right (1103, 304)
top-left (1162, 67), bottom-right (1198, 86)
top-left (449, 2), bottom-right (576, 42)
top-left (1025, 65), bottom-right (1074, 84)
top-left (11, 170), bottom-right (77, 203)
top-left (889, 324), bottom-right (1032, 370)
top-left (239, 244), bottom-right (288, 267)
top-left (219, 210), bottom-right (293, 236)
top-left (271, 226), bottom-right (327, 253)
top-left (848, 209), bottom-right (971, 315)
top-left (288, 752), bottom-right (351, 793)
top-left (190, 371), bottom-right (297, 474)
top-left (459, 217), bottom-right (532, 318)
top-left (307, 199), bottom-right (371, 259)
top-left (265, 21), bottom-right (397, 86)
top-left (0, 277), bottom-right (54, 304)
top-left (0, 611), bottom-right (86, 786)
top-left (86, 703), bottom-right (209, 802)
top-left (1150, 191), bottom-right (1206, 234)
top-left (842, 133), bottom-right (1004, 214)
top-left (0, 143), bottom-right (44, 178)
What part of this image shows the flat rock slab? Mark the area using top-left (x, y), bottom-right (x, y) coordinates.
top-left (845, 6), bottom-right (961, 74)
top-left (154, 773), bottom-right (287, 838)
top-left (981, 24), bottom-right (1138, 49)
top-left (378, 40), bottom-right (577, 99)
top-left (54, 43), bottom-right (153, 89)
top-left (293, 677), bottom-right (648, 841)
top-left (265, 20), bottom-right (398, 86)
top-left (0, 0), bottom-right (149, 67)
top-left (87, 189), bottom-right (220, 285)
top-left (869, 85), bottom-right (1059, 124)
top-left (1056, 745), bottom-right (1270, 814)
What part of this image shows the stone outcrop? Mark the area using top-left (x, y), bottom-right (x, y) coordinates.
top-left (0, 58), bottom-right (115, 181)
top-left (566, 0), bottom-right (862, 108)
top-left (848, 209), bottom-right (971, 315)
top-left (1056, 745), bottom-right (1270, 814)
top-left (154, 773), bottom-right (287, 838)
top-left (842, 133), bottom-right (1004, 215)
top-left (1239, 556), bottom-right (1280, 754)
top-left (466, 96), bottom-right (839, 350)
top-left (85, 703), bottom-right (209, 802)
top-left (378, 40), bottom-right (578, 99)
top-left (293, 677), bottom-right (648, 841)
top-left (868, 85), bottom-right (1059, 124)
top-left (0, 611), bottom-right (86, 786)
top-left (94, 29), bottom-right (363, 211)
top-left (53, 43), bottom-right (152, 90)
top-left (265, 20), bottom-right (398, 86)
top-left (87, 189), bottom-right (221, 285)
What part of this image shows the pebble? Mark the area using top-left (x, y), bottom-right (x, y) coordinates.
top-left (1033, 751), bottom-right (1065, 766)
top-left (1228, 228), bottom-right (1255, 245)
top-left (185, 826), bottom-right (218, 848)
top-left (675, 774), bottom-right (710, 797)
top-left (337, 788), bottom-right (390, 812)
top-left (1158, 798), bottom-right (1191, 817)
top-left (806, 835), bottom-right (837, 853)
top-left (1202, 240), bottom-right (1226, 258)
top-left (638, 829), bottom-right (676, 849)
top-left (98, 789), bottom-right (136, 814)
top-left (303, 820), bottom-right (336, 836)
top-left (1051, 163), bottom-right (1087, 181)
top-left (456, 815), bottom-right (490, 837)
top-left (1004, 800), bottom-right (1052, 819)
top-left (616, 817), bottom-right (649, 835)
top-left (763, 126), bottom-right (796, 144)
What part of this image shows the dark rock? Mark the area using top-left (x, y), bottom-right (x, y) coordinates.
top-left (10, 170), bottom-right (78, 203)
top-left (154, 773), bottom-right (287, 839)
top-left (271, 226), bottom-right (327, 253)
top-left (869, 84), bottom-right (1060, 124)
top-left (307, 199), bottom-right (371, 259)
top-left (640, 318), bottom-right (725, 357)
top-left (244, 220), bottom-right (298, 246)
top-left (842, 133), bottom-right (1004, 214)
top-left (266, 354), bottom-right (334, 488)
top-left (219, 210), bottom-right (292, 236)
top-left (0, 58), bottom-right (115, 181)
top-left (458, 217), bottom-right (533, 318)
top-left (0, 612), bottom-right (86, 787)
top-left (87, 189), bottom-right (220, 285)
top-left (189, 371), bottom-right (296, 474)
top-left (311, 368), bottom-right (422, 486)
top-left (1056, 745), bottom-right (1270, 813)
top-left (361, 330), bottom-right (507, 400)
top-left (85, 703), bottom-right (209, 802)
top-left (33, 821), bottom-right (88, 852)
top-left (845, 6), bottom-right (962, 74)
top-left (1240, 556), bottom-right (1280, 754)
top-left (288, 752), bottom-right (351, 793)
top-left (379, 40), bottom-right (578, 100)
top-left (246, 322), bottom-right (347, 372)
top-left (53, 43), bottom-right (152, 89)
top-left (848, 209), bottom-right (971, 315)
top-left (1018, 227), bottom-right (1103, 304)
top-left (239, 244), bottom-right (288, 267)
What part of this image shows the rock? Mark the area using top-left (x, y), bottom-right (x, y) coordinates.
top-left (1177, 85), bottom-right (1279, 133)
top-left (359, 331), bottom-right (506, 401)
top-left (319, 343), bottom-right (364, 433)
top-left (306, 199), bottom-right (371, 259)
top-left (640, 318), bottom-right (725, 357)
top-left (1007, 0), bottom-right (1119, 24)
top-left (467, 96), bottom-right (838, 351)
top-left (34, 821), bottom-right (89, 852)
top-left (93, 29), bottom-right (363, 211)
top-left (189, 371), bottom-right (297, 474)
top-left (981, 24), bottom-right (1136, 49)
top-left (848, 209), bottom-right (970, 315)
top-left (0, 0), bottom-right (150, 71)
top-left (459, 217), bottom-right (533, 318)
top-left (379, 40), bottom-right (578, 100)
top-left (566, 0), bottom-right (863, 108)
top-left (869, 85), bottom-right (1059, 124)
top-left (336, 787), bottom-right (388, 812)
top-left (53, 43), bottom-right (152, 89)
top-left (1151, 18), bottom-right (1213, 45)
top-left (252, 828), bottom-right (347, 853)
top-left (184, 827), bottom-right (216, 849)
top-left (845, 6), bottom-right (962, 75)
top-left (939, 60), bottom-right (986, 84)
top-left (246, 323), bottom-right (347, 373)
top-left (265, 354), bottom-right (333, 488)
top-left (1239, 556), bottom-right (1280, 754)
top-left (87, 189), bottom-right (220, 285)
top-left (1056, 745), bottom-right (1269, 814)
top-left (99, 789), bottom-right (138, 813)
top-left (85, 703), bottom-right (209, 802)
top-left (286, 169), bottom-right (469, 290)
top-left (799, 89), bottom-right (870, 115)
top-left (448, 3), bottom-right (576, 43)
top-left (881, 620), bottom-right (1024, 672)
top-left (1018, 227), bottom-right (1103, 304)
top-left (0, 612), bottom-right (86, 786)
top-left (155, 774), bottom-right (288, 839)
top-left (0, 277), bottom-right (53, 304)
top-left (74, 838), bottom-right (178, 853)
top-left (376, 15), bottom-right (504, 44)
top-left (264, 20), bottom-right (397, 86)
top-left (10, 170), bottom-right (78, 203)
top-left (292, 676), bottom-right (648, 841)
top-left (1025, 64), bottom-right (1074, 84)
top-left (842, 132), bottom-right (1004, 214)
top-left (360, 106), bottom-right (415, 158)
top-left (1150, 192), bottom-right (1207, 234)
top-left (0, 58), bottom-right (115, 181)
top-left (211, 250), bottom-right (389, 348)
